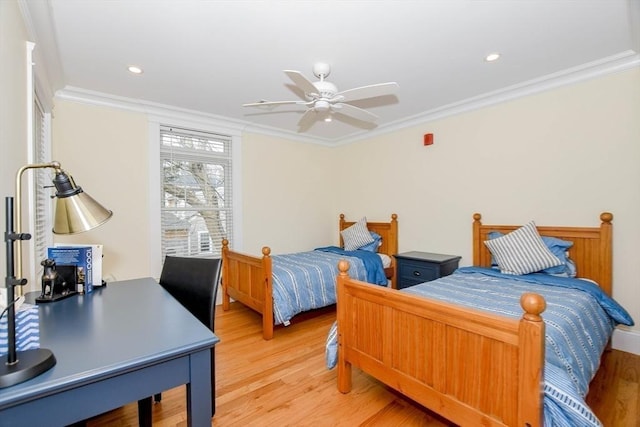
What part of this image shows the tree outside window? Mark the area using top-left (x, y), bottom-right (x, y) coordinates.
top-left (160, 126), bottom-right (233, 259)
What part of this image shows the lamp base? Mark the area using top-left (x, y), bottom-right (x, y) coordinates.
top-left (0, 348), bottom-right (56, 388)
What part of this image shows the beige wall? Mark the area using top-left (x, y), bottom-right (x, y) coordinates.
top-left (48, 64), bottom-right (640, 351)
top-left (52, 101), bottom-right (150, 282)
top-left (50, 103), bottom-right (337, 280)
top-left (334, 68), bottom-right (640, 347)
top-left (241, 132), bottom-right (335, 254)
top-left (0, 0), bottom-right (29, 282)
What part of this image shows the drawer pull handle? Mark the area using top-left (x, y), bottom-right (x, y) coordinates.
top-left (413, 271), bottom-right (421, 277)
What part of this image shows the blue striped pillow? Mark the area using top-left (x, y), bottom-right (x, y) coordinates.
top-left (484, 221), bottom-right (563, 275)
top-left (341, 217), bottom-right (375, 251)
top-left (0, 303), bottom-right (40, 356)
top-left (488, 231), bottom-right (576, 277)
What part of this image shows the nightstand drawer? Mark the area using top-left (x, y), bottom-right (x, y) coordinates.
top-left (398, 261), bottom-right (439, 284)
top-left (394, 251), bottom-right (461, 290)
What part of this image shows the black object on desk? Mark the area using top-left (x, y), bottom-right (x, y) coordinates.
top-left (395, 251), bottom-right (461, 289)
top-left (36, 258), bottom-right (77, 303)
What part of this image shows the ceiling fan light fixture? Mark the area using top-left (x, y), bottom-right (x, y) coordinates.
top-left (314, 100), bottom-right (331, 112)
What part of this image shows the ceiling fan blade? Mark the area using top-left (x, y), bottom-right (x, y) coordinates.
top-left (337, 82), bottom-right (399, 102)
top-left (333, 103), bottom-right (379, 122)
top-left (284, 70), bottom-right (319, 97)
top-left (242, 100), bottom-right (308, 107)
top-left (297, 108), bottom-right (318, 131)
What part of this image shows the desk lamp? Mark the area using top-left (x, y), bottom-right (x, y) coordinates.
top-left (0, 161), bottom-right (112, 388)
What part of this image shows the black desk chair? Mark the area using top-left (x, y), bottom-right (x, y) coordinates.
top-left (138, 255), bottom-right (222, 424)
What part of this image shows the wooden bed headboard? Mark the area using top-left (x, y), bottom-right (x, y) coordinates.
top-left (472, 212), bottom-right (613, 296)
top-left (339, 213), bottom-right (398, 257)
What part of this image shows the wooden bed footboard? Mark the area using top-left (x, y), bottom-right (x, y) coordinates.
top-left (221, 239), bottom-right (275, 339)
top-left (334, 212), bottom-right (612, 426)
top-left (336, 260), bottom-right (546, 427)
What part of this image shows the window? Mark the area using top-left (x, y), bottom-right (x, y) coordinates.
top-left (160, 125), bottom-right (233, 259)
top-left (198, 231), bottom-right (212, 253)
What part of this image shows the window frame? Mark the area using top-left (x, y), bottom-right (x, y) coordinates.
top-left (160, 125), bottom-right (233, 259)
top-left (147, 116), bottom-right (242, 279)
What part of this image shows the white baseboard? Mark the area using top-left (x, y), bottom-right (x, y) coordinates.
top-left (612, 328), bottom-right (640, 355)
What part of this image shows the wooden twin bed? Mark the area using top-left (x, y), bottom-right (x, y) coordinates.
top-left (335, 212), bottom-right (614, 427)
top-left (221, 214), bottom-right (398, 340)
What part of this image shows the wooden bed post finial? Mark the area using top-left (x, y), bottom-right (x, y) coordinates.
top-left (520, 293), bottom-right (546, 321)
top-left (262, 246), bottom-right (271, 257)
top-left (600, 212), bottom-right (613, 224)
top-left (338, 260), bottom-right (350, 277)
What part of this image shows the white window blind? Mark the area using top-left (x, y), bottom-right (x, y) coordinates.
top-left (160, 125), bottom-right (233, 259)
top-left (33, 96), bottom-right (50, 261)
top-left (32, 95), bottom-right (53, 281)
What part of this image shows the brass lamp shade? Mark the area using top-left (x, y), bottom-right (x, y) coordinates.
top-left (53, 191), bottom-right (113, 234)
top-left (51, 168), bottom-right (113, 235)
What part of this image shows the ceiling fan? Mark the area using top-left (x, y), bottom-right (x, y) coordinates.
top-left (243, 62), bottom-right (398, 131)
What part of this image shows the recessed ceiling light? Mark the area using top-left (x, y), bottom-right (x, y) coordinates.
top-left (128, 65), bottom-right (144, 75)
top-left (485, 53), bottom-right (501, 62)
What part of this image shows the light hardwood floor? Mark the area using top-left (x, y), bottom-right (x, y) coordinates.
top-left (88, 302), bottom-right (639, 427)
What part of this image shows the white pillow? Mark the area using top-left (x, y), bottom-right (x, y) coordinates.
top-left (484, 221), bottom-right (562, 275)
top-left (341, 217), bottom-right (374, 251)
top-left (378, 253), bottom-right (392, 268)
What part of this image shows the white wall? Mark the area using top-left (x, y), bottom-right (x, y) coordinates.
top-left (0, 0), bottom-right (29, 282)
top-left (334, 68), bottom-right (640, 352)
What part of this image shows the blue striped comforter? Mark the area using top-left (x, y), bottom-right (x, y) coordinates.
top-left (272, 250), bottom-right (376, 326)
top-left (325, 267), bottom-right (633, 427)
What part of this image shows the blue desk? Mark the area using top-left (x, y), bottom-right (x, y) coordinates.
top-left (0, 278), bottom-right (219, 426)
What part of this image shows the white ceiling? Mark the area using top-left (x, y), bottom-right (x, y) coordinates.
top-left (22, 0), bottom-right (640, 145)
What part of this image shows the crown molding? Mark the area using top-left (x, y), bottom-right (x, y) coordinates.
top-left (56, 51), bottom-right (639, 147)
top-left (336, 50), bottom-right (640, 146)
top-left (55, 86), bottom-right (338, 146)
